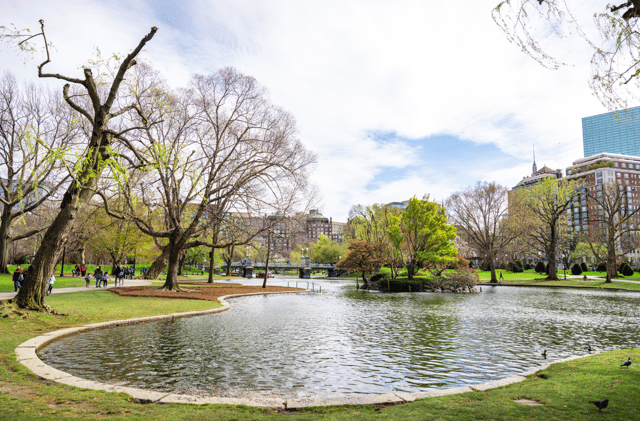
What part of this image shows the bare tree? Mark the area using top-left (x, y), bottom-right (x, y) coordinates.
top-left (511, 177), bottom-right (580, 280)
top-left (4, 20), bottom-right (158, 310)
top-left (108, 67), bottom-right (316, 291)
top-left (0, 72), bottom-right (76, 273)
top-left (446, 182), bottom-right (517, 283)
top-left (585, 182), bottom-right (640, 282)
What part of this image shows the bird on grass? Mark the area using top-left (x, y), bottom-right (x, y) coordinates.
top-left (621, 357), bottom-right (632, 368)
top-left (587, 346), bottom-right (598, 352)
top-left (541, 349), bottom-right (548, 357)
top-left (589, 399), bottom-right (609, 411)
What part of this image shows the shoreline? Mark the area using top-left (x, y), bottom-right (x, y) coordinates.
top-left (15, 288), bottom-right (604, 410)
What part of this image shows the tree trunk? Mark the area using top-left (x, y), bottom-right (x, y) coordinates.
top-left (606, 233), bottom-right (617, 283)
top-left (547, 224), bottom-right (558, 280)
top-left (15, 187), bottom-right (85, 309)
top-left (208, 246), bottom-right (214, 284)
top-left (144, 247), bottom-right (170, 279)
top-left (0, 208), bottom-right (12, 274)
top-left (177, 251), bottom-right (185, 276)
top-left (224, 246), bottom-right (234, 277)
top-left (262, 232), bottom-right (271, 288)
top-left (407, 262), bottom-right (415, 280)
top-left (489, 259), bottom-right (498, 284)
top-left (159, 241), bottom-right (184, 291)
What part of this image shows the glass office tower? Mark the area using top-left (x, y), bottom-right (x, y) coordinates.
top-left (582, 106), bottom-right (640, 157)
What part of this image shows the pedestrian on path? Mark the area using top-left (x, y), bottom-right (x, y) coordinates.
top-left (80, 264), bottom-right (87, 277)
top-left (12, 265), bottom-right (23, 292)
top-left (499, 271), bottom-right (504, 280)
top-left (46, 275), bottom-right (55, 295)
top-left (94, 266), bottom-right (103, 288)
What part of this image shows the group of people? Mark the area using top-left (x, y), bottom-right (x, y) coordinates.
top-left (72, 264), bottom-right (87, 277)
top-left (12, 263), bottom-right (141, 295)
top-left (85, 264), bottom-right (136, 288)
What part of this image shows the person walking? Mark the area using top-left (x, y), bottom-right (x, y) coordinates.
top-left (80, 264), bottom-right (87, 277)
top-left (46, 275), bottom-right (55, 295)
top-left (130, 265), bottom-right (135, 279)
top-left (499, 271), bottom-right (504, 280)
top-left (94, 266), bottom-right (104, 288)
top-left (12, 265), bottom-right (23, 292)
top-left (111, 264), bottom-right (121, 287)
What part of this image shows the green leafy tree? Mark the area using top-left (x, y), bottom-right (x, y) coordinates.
top-left (310, 234), bottom-right (347, 264)
top-left (387, 195), bottom-right (458, 280)
top-left (348, 203), bottom-right (404, 278)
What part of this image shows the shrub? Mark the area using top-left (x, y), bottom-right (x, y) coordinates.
top-left (621, 263), bottom-right (634, 277)
top-left (535, 261), bottom-right (546, 273)
top-left (369, 273), bottom-right (389, 283)
top-left (442, 268), bottom-right (479, 289)
top-left (508, 260), bottom-right (523, 273)
top-left (580, 262), bottom-right (588, 272)
top-left (596, 262), bottom-right (607, 272)
top-left (13, 254), bottom-right (29, 265)
top-left (524, 263), bottom-right (531, 270)
top-left (571, 263), bottom-right (582, 275)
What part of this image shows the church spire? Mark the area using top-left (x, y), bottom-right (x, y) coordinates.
top-left (532, 144), bottom-right (537, 175)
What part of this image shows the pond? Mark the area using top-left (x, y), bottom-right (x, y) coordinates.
top-left (39, 277), bottom-right (640, 398)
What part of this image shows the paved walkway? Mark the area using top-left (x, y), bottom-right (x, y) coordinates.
top-left (0, 279), bottom-right (151, 301)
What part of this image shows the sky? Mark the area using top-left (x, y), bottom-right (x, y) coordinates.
top-left (1, 0), bottom-right (610, 221)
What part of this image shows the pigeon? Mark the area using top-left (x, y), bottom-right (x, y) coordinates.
top-left (621, 357), bottom-right (632, 368)
top-left (541, 349), bottom-right (548, 357)
top-left (589, 399), bottom-right (609, 411)
top-left (587, 346), bottom-right (597, 352)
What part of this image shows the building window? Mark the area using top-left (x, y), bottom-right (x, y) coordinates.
top-left (615, 162), bottom-right (620, 167)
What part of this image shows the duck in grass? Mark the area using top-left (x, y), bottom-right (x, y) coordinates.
top-left (621, 356), bottom-right (632, 368)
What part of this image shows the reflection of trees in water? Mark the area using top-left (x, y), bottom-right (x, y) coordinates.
top-left (40, 286), bottom-right (640, 395)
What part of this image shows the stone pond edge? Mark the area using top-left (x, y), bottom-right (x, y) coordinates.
top-left (14, 290), bottom-right (598, 410)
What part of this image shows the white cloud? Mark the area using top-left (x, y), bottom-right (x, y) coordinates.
top-left (2, 0), bottom-right (612, 221)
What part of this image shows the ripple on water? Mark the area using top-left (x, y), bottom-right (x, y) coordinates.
top-left (39, 281), bottom-right (640, 397)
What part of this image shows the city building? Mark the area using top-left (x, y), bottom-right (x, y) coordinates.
top-left (565, 152), bottom-right (640, 264)
top-left (582, 106), bottom-right (640, 157)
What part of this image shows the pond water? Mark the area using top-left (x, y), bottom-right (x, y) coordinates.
top-left (39, 277), bottom-right (640, 398)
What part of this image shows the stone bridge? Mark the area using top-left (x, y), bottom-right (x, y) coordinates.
top-left (221, 257), bottom-right (346, 279)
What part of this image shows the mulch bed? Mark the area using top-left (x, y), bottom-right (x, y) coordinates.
top-left (109, 282), bottom-right (304, 302)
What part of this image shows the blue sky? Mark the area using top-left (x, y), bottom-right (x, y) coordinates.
top-left (2, 0), bottom-right (609, 220)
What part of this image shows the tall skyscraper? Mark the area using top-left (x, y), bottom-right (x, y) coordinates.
top-left (582, 106), bottom-right (640, 157)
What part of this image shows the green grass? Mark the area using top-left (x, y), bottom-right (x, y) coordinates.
top-left (0, 288), bottom-right (639, 419)
top-left (479, 277), bottom-right (640, 291)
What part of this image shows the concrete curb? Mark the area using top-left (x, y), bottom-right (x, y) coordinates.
top-left (14, 289), bottom-right (593, 409)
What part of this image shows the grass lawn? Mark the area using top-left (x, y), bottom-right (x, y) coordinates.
top-left (0, 288), bottom-right (638, 420)
top-left (479, 277), bottom-right (640, 291)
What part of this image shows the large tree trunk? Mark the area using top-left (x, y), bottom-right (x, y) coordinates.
top-left (489, 259), bottom-right (498, 283)
top-left (15, 185), bottom-right (89, 309)
top-left (159, 240), bottom-right (185, 291)
top-left (144, 247), bottom-right (170, 279)
top-left (0, 208), bottom-right (12, 274)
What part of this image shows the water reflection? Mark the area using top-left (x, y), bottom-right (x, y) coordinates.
top-left (39, 278), bottom-right (640, 398)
